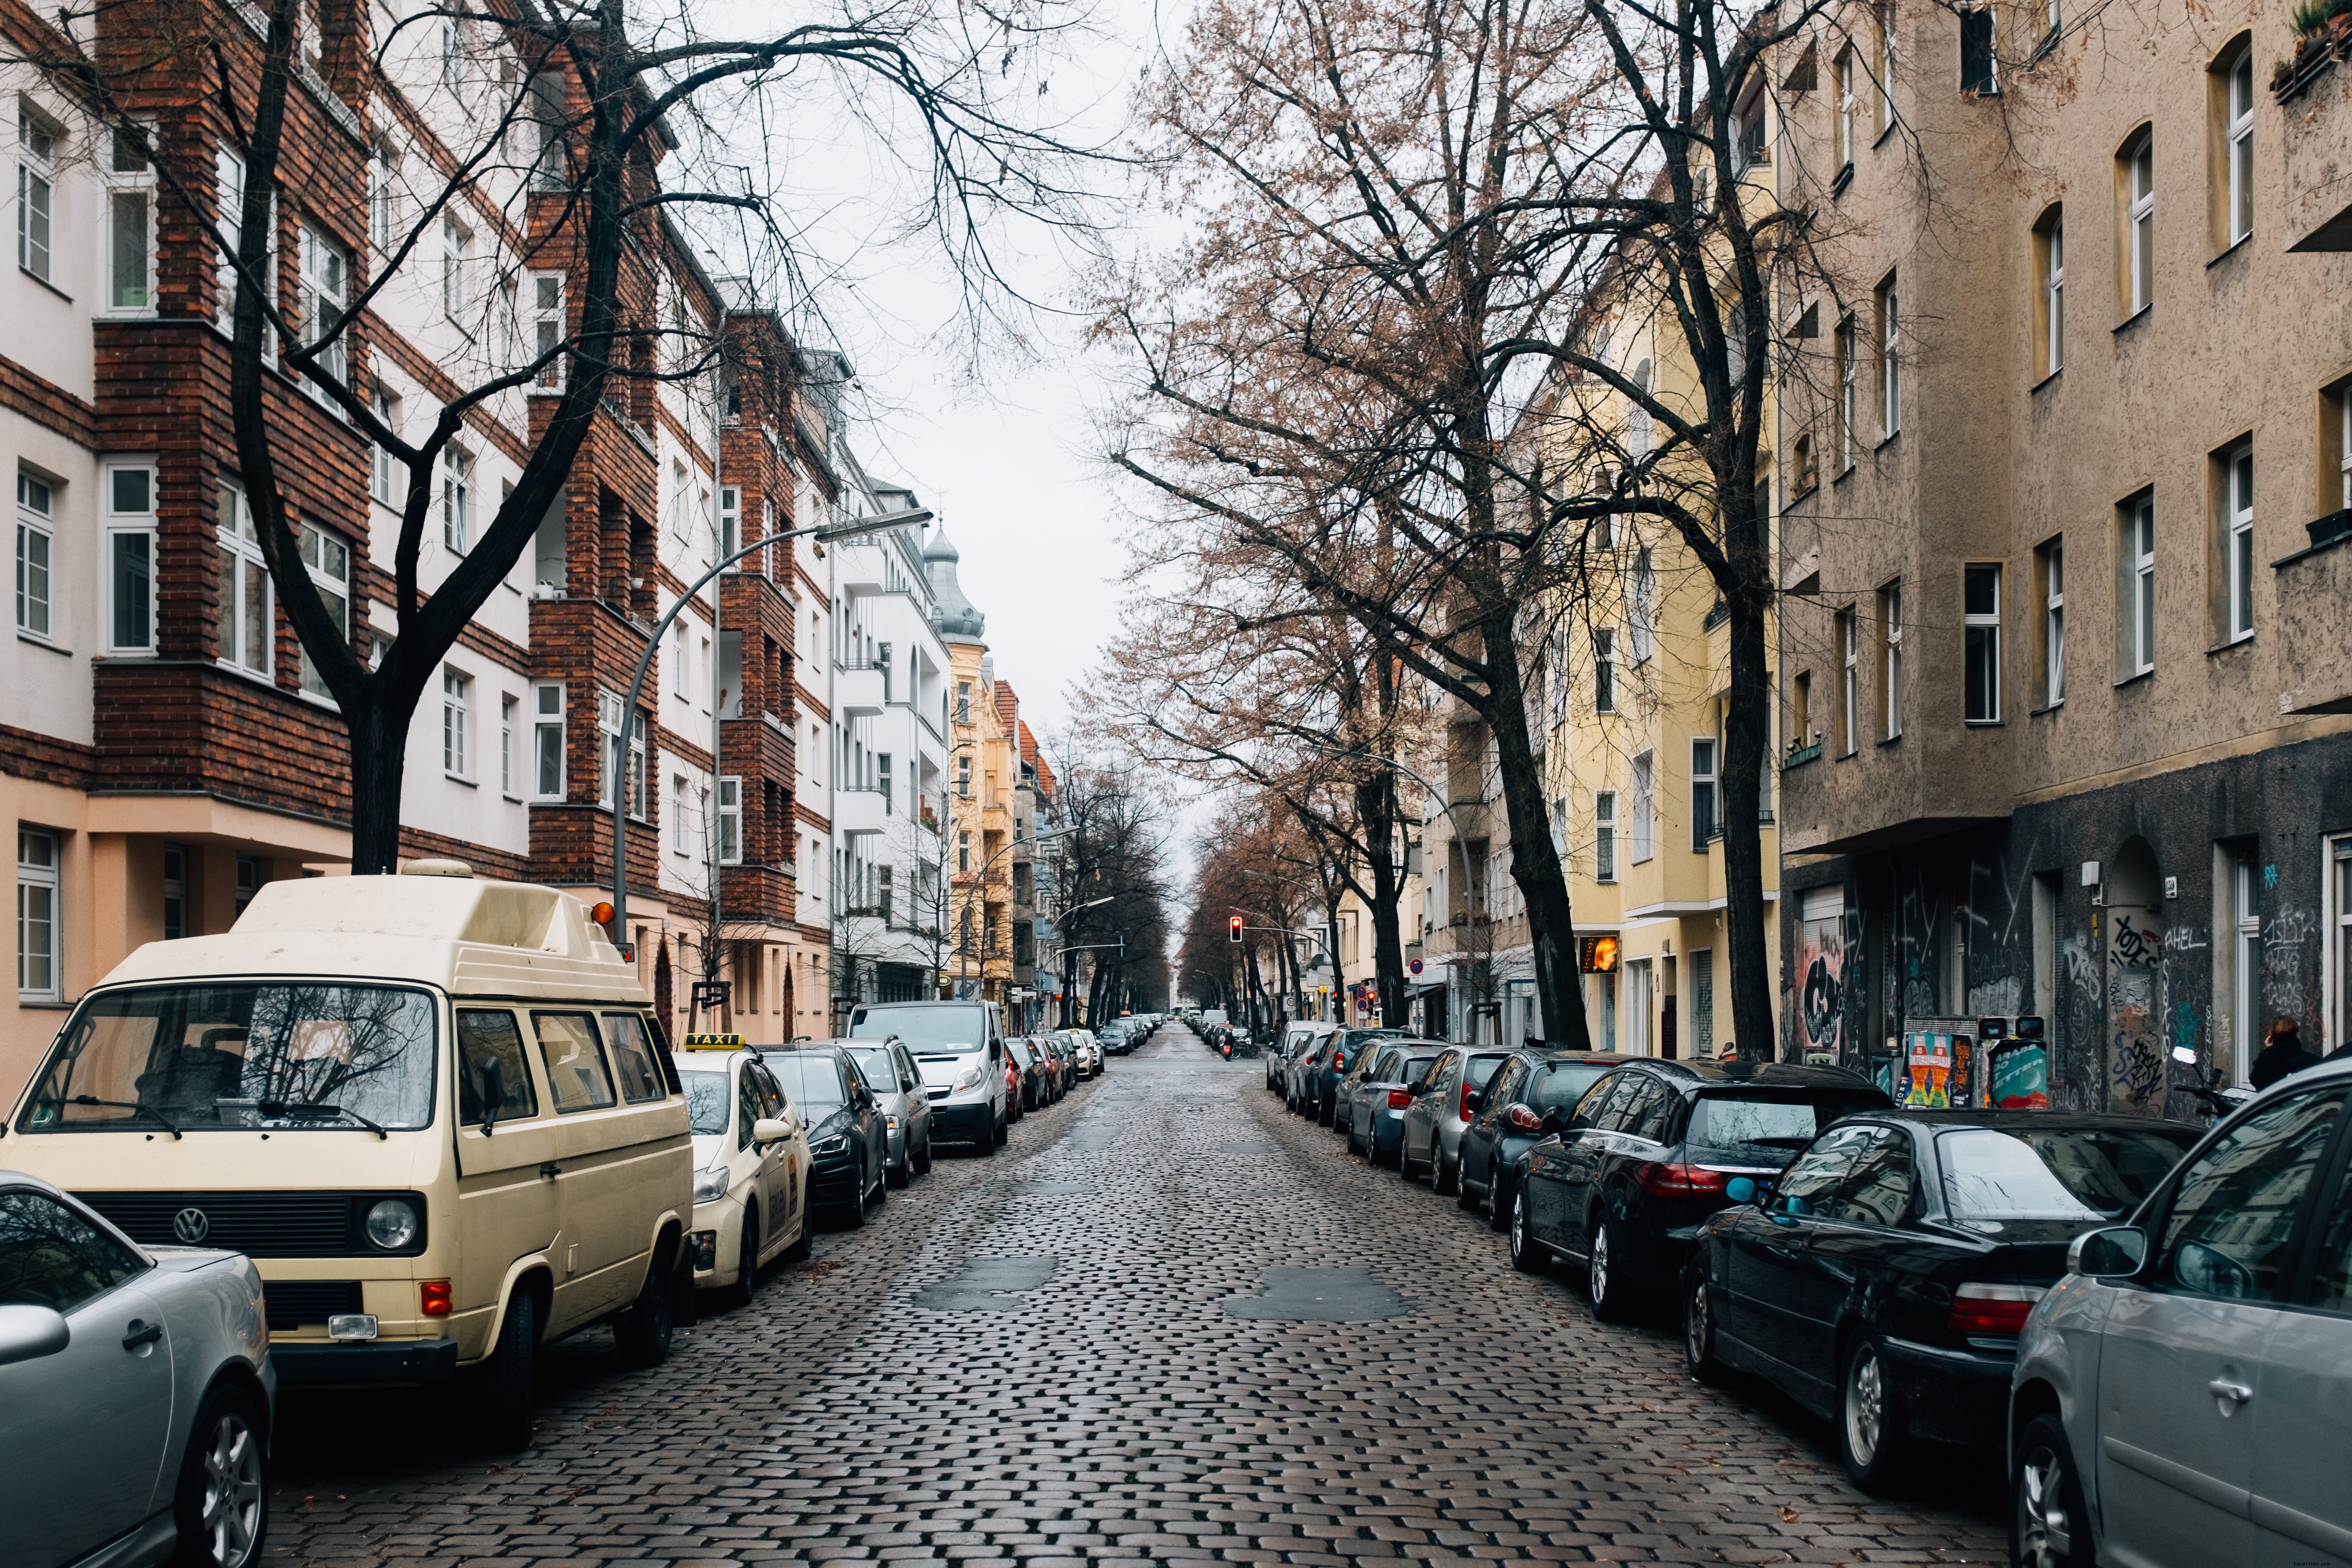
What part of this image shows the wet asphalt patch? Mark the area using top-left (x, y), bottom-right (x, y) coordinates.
top-left (1222, 1265), bottom-right (1414, 1321)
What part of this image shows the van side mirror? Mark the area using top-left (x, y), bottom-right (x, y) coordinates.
top-left (2069, 1225), bottom-right (2148, 1279)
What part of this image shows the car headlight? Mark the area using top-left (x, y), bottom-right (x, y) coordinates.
top-left (693, 1166), bottom-right (731, 1204)
top-left (812, 1135), bottom-right (848, 1154)
top-left (364, 1197), bottom-right (422, 1252)
top-left (952, 1065), bottom-right (983, 1092)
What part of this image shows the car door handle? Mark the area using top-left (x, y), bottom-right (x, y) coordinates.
top-left (2207, 1379), bottom-right (2254, 1404)
top-left (122, 1319), bottom-right (163, 1350)
top-left (539, 1162), bottom-right (561, 1179)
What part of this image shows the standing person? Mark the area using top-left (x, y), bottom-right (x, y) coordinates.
top-left (2251, 1018), bottom-right (2321, 1089)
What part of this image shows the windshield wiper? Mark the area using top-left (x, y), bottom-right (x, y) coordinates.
top-left (69, 1095), bottom-right (182, 1139)
top-left (259, 1100), bottom-right (389, 1140)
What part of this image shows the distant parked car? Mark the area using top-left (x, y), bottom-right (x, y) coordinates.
top-left (1457, 1049), bottom-right (1623, 1229)
top-left (1274, 1023), bottom-right (1331, 1091)
top-left (1342, 1041), bottom-right (1447, 1165)
top-left (1311, 1029), bottom-right (1408, 1125)
top-left (842, 1038), bottom-right (935, 1187)
top-left (1007, 1037), bottom-right (1052, 1109)
top-left (2009, 1063), bottom-right (2352, 1567)
top-left (767, 1045), bottom-right (889, 1224)
top-left (1677, 1110), bottom-right (2195, 1490)
top-left (1510, 1059), bottom-right (1889, 1320)
top-left (1399, 1046), bottom-right (1511, 1193)
top-left (0, 1171), bottom-right (276, 1568)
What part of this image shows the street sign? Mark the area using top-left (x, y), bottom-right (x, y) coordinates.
top-left (1407, 958), bottom-right (1424, 975)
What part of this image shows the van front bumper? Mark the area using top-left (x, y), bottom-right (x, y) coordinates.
top-left (271, 1337), bottom-right (460, 1386)
top-left (930, 1100), bottom-right (995, 1145)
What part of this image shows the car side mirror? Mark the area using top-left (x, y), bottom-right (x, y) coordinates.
top-left (0, 1304), bottom-right (70, 1368)
top-left (751, 1116), bottom-right (791, 1146)
top-left (1464, 1090), bottom-right (1484, 1114)
top-left (1540, 1106), bottom-right (1572, 1132)
top-left (1725, 1176), bottom-right (1758, 1204)
top-left (2069, 1225), bottom-right (2148, 1279)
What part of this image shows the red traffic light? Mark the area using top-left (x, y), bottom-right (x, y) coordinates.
top-left (1227, 915), bottom-right (1244, 942)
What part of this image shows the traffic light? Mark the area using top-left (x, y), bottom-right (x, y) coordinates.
top-left (1227, 915), bottom-right (1244, 943)
top-left (1578, 935), bottom-right (1620, 973)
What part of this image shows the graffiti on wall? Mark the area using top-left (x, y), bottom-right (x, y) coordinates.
top-left (1798, 912), bottom-right (1845, 1060)
top-left (2108, 906), bottom-right (2165, 1115)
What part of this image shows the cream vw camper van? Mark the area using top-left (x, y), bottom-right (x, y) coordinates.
top-left (3, 863), bottom-right (692, 1448)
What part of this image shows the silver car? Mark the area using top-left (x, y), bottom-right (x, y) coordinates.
top-left (0, 1171), bottom-right (275, 1568)
top-left (2009, 1059), bottom-right (2352, 1568)
top-left (1397, 1046), bottom-right (1511, 1194)
top-left (843, 1038), bottom-right (934, 1187)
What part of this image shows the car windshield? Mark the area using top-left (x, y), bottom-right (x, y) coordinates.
top-left (1939, 1125), bottom-right (2199, 1223)
top-left (1688, 1093), bottom-right (1875, 1151)
top-left (765, 1055), bottom-right (847, 1111)
top-left (17, 981), bottom-right (438, 1133)
top-left (849, 1004), bottom-right (983, 1053)
top-left (845, 1046), bottom-right (899, 1091)
top-left (680, 1070), bottom-right (731, 1135)
top-left (1530, 1062), bottom-right (1611, 1110)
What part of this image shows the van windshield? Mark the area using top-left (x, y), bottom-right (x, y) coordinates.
top-left (18, 981), bottom-right (439, 1133)
top-left (848, 1004), bottom-right (982, 1054)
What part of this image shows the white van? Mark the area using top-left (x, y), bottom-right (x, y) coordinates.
top-left (2, 864), bottom-right (692, 1448)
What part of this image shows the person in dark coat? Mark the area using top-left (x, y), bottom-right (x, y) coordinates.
top-left (2251, 1019), bottom-right (2322, 1089)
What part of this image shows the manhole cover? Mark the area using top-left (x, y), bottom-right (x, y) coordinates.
top-left (1222, 1266), bottom-right (1413, 1322)
top-left (1010, 1180), bottom-right (1095, 1196)
top-left (913, 1256), bottom-right (1058, 1312)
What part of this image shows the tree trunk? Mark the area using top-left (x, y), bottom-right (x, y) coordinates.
top-left (1722, 582), bottom-right (1777, 1060)
top-left (1478, 603), bottom-right (1592, 1051)
top-left (344, 697), bottom-right (410, 874)
top-left (1357, 774), bottom-right (1410, 1028)
top-left (1323, 889), bottom-right (1346, 1022)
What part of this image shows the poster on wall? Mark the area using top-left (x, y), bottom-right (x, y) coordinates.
top-left (1904, 1031), bottom-right (1954, 1107)
top-left (1990, 1041), bottom-right (2052, 1108)
top-left (1797, 887), bottom-right (1846, 1064)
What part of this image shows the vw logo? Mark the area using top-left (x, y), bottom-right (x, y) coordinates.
top-left (171, 1208), bottom-right (210, 1244)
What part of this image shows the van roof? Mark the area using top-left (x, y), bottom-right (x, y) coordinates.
top-left (95, 874), bottom-right (649, 1005)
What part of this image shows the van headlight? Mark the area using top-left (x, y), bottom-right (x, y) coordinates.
top-left (952, 1064), bottom-right (983, 1092)
top-left (364, 1197), bottom-right (422, 1253)
top-left (693, 1166), bottom-right (731, 1204)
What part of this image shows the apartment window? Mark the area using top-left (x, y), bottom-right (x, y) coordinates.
top-left (2336, 839), bottom-right (2352, 1065)
top-left (2222, 442), bottom-right (2254, 643)
top-left (718, 777), bottom-right (742, 865)
top-left (15, 471), bottom-right (52, 638)
top-left (878, 753), bottom-right (894, 814)
top-left (107, 126), bottom-right (154, 311)
top-left (719, 487), bottom-right (741, 568)
top-left (442, 447), bottom-right (472, 553)
top-left (370, 381), bottom-right (401, 505)
top-left (528, 272), bottom-right (564, 388)
top-left (440, 16), bottom-right (461, 92)
top-left (957, 755), bottom-right (972, 797)
top-left (1964, 563), bottom-right (2001, 723)
top-left (1839, 608), bottom-right (1859, 753)
top-left (958, 831), bottom-right (971, 874)
top-left (2337, 382), bottom-right (2352, 513)
top-left (1594, 792), bottom-right (1617, 882)
top-left (1690, 739), bottom-right (1719, 848)
top-left (1960, 8), bottom-right (1997, 93)
top-left (1875, 275), bottom-right (1900, 439)
top-left (1792, 433), bottom-right (1816, 494)
top-left (1630, 752), bottom-right (1655, 863)
top-left (1834, 47), bottom-right (1857, 170)
top-left (955, 680), bottom-right (972, 724)
top-left (670, 773), bottom-right (691, 855)
top-left (102, 463), bottom-right (156, 653)
top-left (597, 691), bottom-right (626, 812)
top-left (2221, 43), bottom-right (2255, 248)
top-left (1627, 358), bottom-right (1653, 457)
top-left (1594, 629), bottom-right (1616, 713)
top-left (1879, 581), bottom-right (1904, 738)
top-left (2123, 129), bottom-right (2154, 316)
top-left (2034, 208), bottom-right (2064, 378)
top-left (162, 843), bottom-right (188, 940)
top-left (1792, 671), bottom-right (1813, 750)
top-left (214, 146), bottom-right (274, 337)
top-left (2227, 842), bottom-right (2261, 1086)
top-left (1733, 81), bottom-right (1769, 171)
top-left (18, 826), bottom-right (57, 998)
top-left (2123, 493), bottom-right (2156, 675)
top-left (1835, 315), bottom-right (1856, 470)
top-left (296, 221), bottom-right (348, 394)
top-left (442, 669), bottom-right (471, 779)
top-left (368, 142), bottom-right (395, 251)
top-left (17, 108), bottom-right (55, 283)
top-left (1878, 18), bottom-right (1897, 133)
top-left (2038, 537), bottom-right (2065, 705)
top-left (296, 522), bottom-right (349, 699)
top-left (215, 483), bottom-right (272, 677)
top-left (532, 682), bottom-right (564, 799)
top-left (527, 73), bottom-right (566, 190)
top-left (1629, 547), bottom-right (1656, 664)
top-left (233, 855), bottom-right (259, 917)
top-left (671, 618), bottom-right (689, 699)
top-left (442, 216), bottom-right (469, 321)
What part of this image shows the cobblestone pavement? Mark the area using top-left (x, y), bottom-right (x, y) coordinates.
top-left (268, 1028), bottom-right (2010, 1565)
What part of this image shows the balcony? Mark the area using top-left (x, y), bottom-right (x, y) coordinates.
top-left (2282, 31), bottom-right (2352, 250)
top-left (837, 663), bottom-right (885, 716)
top-left (835, 785), bottom-right (890, 836)
top-left (2276, 518), bottom-right (2352, 713)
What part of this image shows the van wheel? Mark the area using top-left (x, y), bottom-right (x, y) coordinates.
top-left (169, 1382), bottom-right (267, 1567)
top-left (614, 1255), bottom-right (676, 1369)
top-left (474, 1290), bottom-right (536, 1452)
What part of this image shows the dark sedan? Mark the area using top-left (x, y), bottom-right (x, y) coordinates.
top-left (1456, 1049), bottom-right (1623, 1231)
top-left (1009, 1036), bottom-right (1052, 1109)
top-left (1509, 1060), bottom-right (1891, 1319)
top-left (768, 1044), bottom-right (890, 1224)
top-left (1681, 1110), bottom-right (2199, 1491)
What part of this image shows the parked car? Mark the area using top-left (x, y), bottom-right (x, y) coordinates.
top-left (0, 1171), bottom-right (276, 1568)
top-left (1457, 1049), bottom-right (1625, 1229)
top-left (1056, 1030), bottom-right (1098, 1079)
top-left (1399, 1046), bottom-right (1512, 1193)
top-left (1509, 1059), bottom-right (1891, 1320)
top-left (842, 1038), bottom-right (935, 1187)
top-left (1310, 1029), bottom-right (1408, 1125)
top-left (1273, 1023), bottom-right (1331, 1091)
top-left (1039, 1035), bottom-right (1074, 1095)
top-left (765, 1045), bottom-right (889, 1224)
top-left (1342, 1041), bottom-right (1447, 1166)
top-left (1676, 1110), bottom-right (2196, 1490)
top-left (1007, 1037), bottom-right (1051, 1110)
top-left (2009, 1063), bottom-right (2352, 1567)
top-left (847, 999), bottom-right (1009, 1152)
top-left (676, 1040), bottom-right (812, 1306)
top-left (1286, 1035), bottom-right (1337, 1115)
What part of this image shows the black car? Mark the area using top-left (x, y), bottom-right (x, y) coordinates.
top-left (1679, 1110), bottom-right (2199, 1491)
top-left (1009, 1036), bottom-right (1052, 1109)
top-left (1508, 1060), bottom-right (1891, 1319)
top-left (1455, 1049), bottom-right (1623, 1232)
top-left (767, 1043), bottom-right (890, 1224)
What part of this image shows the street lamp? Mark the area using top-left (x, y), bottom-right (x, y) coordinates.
top-left (605, 507), bottom-right (932, 949)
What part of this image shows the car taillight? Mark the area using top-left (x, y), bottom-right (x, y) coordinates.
top-left (1949, 1282), bottom-right (2047, 1336)
top-left (1460, 1085), bottom-right (1477, 1122)
top-left (1636, 1162), bottom-right (1732, 1196)
top-left (1388, 1089), bottom-right (1412, 1109)
top-left (1505, 1103), bottom-right (1542, 1132)
top-left (420, 1279), bottom-right (453, 1317)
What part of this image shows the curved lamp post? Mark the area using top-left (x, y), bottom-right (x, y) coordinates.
top-left (604, 506), bottom-right (932, 950)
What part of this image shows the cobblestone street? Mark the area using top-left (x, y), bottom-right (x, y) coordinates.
top-left (268, 1028), bottom-right (2009, 1565)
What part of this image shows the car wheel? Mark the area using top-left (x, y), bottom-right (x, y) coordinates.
top-left (1434, 1148), bottom-right (1459, 1196)
top-left (869, 1155), bottom-right (889, 1210)
top-left (915, 1134), bottom-right (933, 1176)
top-left (614, 1250), bottom-right (676, 1368)
top-left (723, 1212), bottom-right (759, 1311)
top-left (169, 1381), bottom-right (268, 1568)
top-left (1508, 1189), bottom-right (1546, 1274)
top-left (1838, 1333), bottom-right (1908, 1493)
top-left (1487, 1172), bottom-right (1514, 1233)
top-left (782, 1209), bottom-right (812, 1262)
top-left (1683, 1269), bottom-right (1725, 1382)
top-left (474, 1288), bottom-right (536, 1451)
top-left (2012, 1413), bottom-right (2089, 1568)
top-left (1587, 1214), bottom-right (1637, 1324)
top-left (888, 1151), bottom-right (910, 1189)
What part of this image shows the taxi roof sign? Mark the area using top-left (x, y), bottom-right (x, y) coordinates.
top-left (681, 1031), bottom-right (745, 1051)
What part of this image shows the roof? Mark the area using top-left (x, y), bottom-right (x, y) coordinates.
top-left (924, 526), bottom-right (987, 641)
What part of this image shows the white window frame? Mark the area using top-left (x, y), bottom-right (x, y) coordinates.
top-left (1840, 607), bottom-right (1859, 754)
top-left (1594, 791), bottom-right (1617, 882)
top-left (442, 446), bottom-right (472, 553)
top-left (1964, 562), bottom-right (2002, 724)
top-left (213, 146), bottom-right (276, 343)
top-left (296, 520), bottom-right (349, 700)
top-left (1881, 581), bottom-right (1904, 739)
top-left (370, 381), bottom-right (400, 506)
top-left (105, 123), bottom-right (156, 315)
top-left (18, 106), bottom-right (55, 284)
top-left (1629, 547), bottom-right (1655, 665)
top-left (2127, 494), bottom-right (2156, 675)
top-left (2044, 215), bottom-right (2064, 375)
top-left (718, 776), bottom-right (742, 865)
top-left (1878, 23), bottom-right (1897, 133)
top-left (2341, 391), bottom-right (2352, 513)
top-left (440, 16), bottom-right (462, 94)
top-left (1836, 315), bottom-right (1857, 471)
top-left (531, 681), bottom-right (564, 800)
top-left (441, 214), bottom-right (469, 322)
top-left (367, 141), bottom-right (395, 253)
top-left (1630, 751), bottom-right (1655, 864)
top-left (2126, 132), bottom-right (2154, 316)
top-left (2232, 846), bottom-right (2261, 1087)
top-left (17, 825), bottom-right (58, 999)
top-left (670, 772), bottom-right (690, 856)
top-left (2042, 539), bottom-right (2065, 705)
top-left (1836, 47), bottom-right (1856, 168)
top-left (102, 461), bottom-right (156, 654)
top-left (15, 469), bottom-right (53, 640)
top-left (527, 270), bottom-right (564, 389)
top-left (1689, 737), bottom-right (1719, 850)
top-left (719, 487), bottom-right (741, 568)
top-left (499, 693), bottom-right (518, 797)
top-left (2224, 442), bottom-right (2254, 643)
top-left (671, 618), bottom-right (689, 699)
top-left (442, 666), bottom-right (472, 780)
top-left (1594, 628), bottom-right (1616, 713)
top-left (2227, 48), bottom-right (2254, 247)
top-left (1878, 280), bottom-right (1900, 439)
top-left (296, 219), bottom-right (349, 401)
top-left (215, 482), bottom-right (272, 678)
top-left (2333, 837), bottom-right (2352, 1070)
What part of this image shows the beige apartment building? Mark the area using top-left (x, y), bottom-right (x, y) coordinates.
top-left (1770, 0), bottom-right (2352, 1114)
